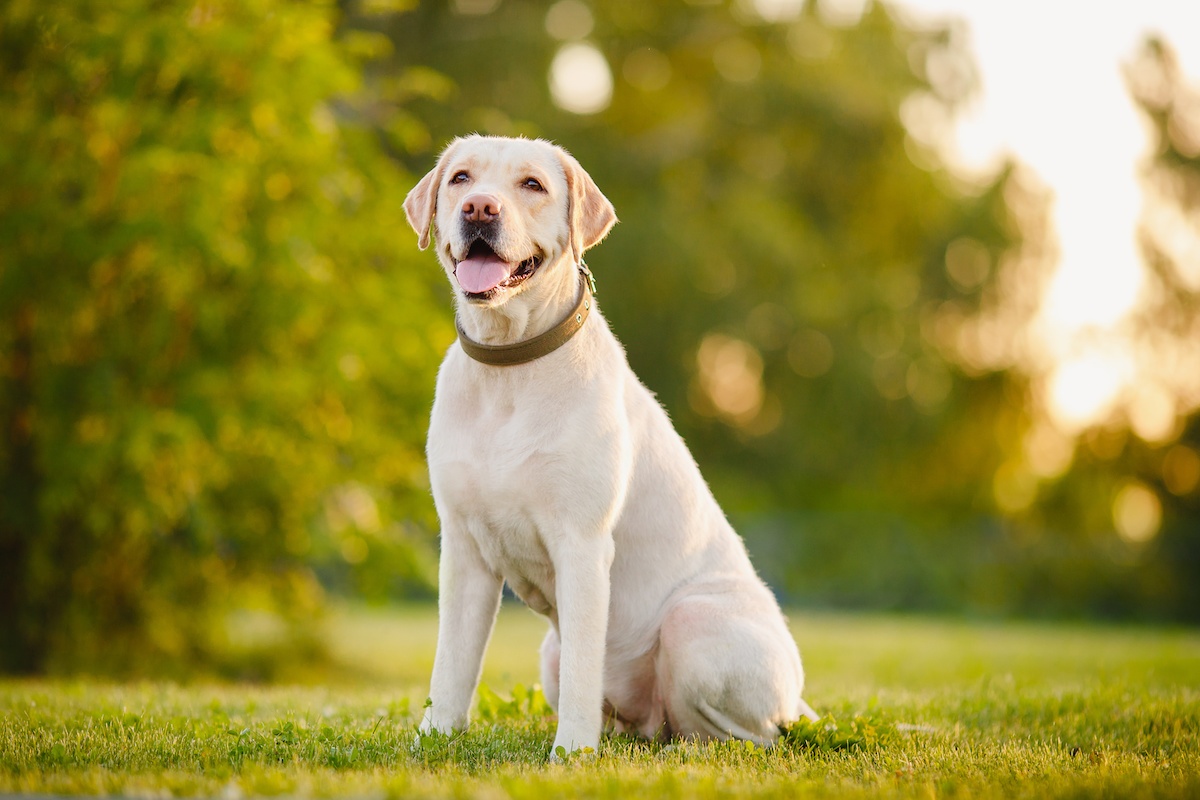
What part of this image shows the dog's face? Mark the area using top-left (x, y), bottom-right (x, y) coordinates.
top-left (404, 136), bottom-right (616, 308)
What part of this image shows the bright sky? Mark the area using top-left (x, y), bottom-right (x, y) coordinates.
top-left (892, 0), bottom-right (1200, 433)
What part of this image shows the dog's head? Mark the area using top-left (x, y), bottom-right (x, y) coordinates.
top-left (404, 136), bottom-right (616, 308)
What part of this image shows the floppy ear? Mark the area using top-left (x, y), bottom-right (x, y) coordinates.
top-left (557, 148), bottom-right (617, 265)
top-left (404, 141), bottom-right (459, 250)
top-left (403, 165), bottom-right (440, 250)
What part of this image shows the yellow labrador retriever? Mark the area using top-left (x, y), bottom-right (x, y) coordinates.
top-left (404, 135), bottom-right (818, 759)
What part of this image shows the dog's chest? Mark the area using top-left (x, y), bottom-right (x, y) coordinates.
top-left (428, 373), bottom-right (585, 613)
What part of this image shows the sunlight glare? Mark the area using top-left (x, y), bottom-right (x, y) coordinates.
top-left (817, 0), bottom-right (867, 27)
top-left (896, 0), bottom-right (1200, 434)
top-left (1128, 381), bottom-right (1178, 443)
top-left (1112, 481), bottom-right (1162, 543)
top-left (549, 43), bottom-right (613, 115)
top-left (744, 0), bottom-right (806, 23)
top-left (1045, 349), bottom-right (1130, 433)
top-left (1024, 421), bottom-right (1075, 479)
top-left (694, 334), bottom-right (765, 425)
top-left (545, 0), bottom-right (593, 41)
top-left (1144, 201), bottom-right (1200, 290)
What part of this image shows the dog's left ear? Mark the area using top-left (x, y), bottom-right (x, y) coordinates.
top-left (557, 148), bottom-right (617, 265)
top-left (405, 140), bottom-right (460, 250)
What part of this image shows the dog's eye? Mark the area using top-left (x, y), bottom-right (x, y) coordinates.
top-left (523, 177), bottom-right (545, 192)
top-left (449, 171), bottom-right (469, 185)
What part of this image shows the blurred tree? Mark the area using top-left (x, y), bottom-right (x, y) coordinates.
top-left (1126, 39), bottom-right (1200, 620)
top-left (0, 0), bottom-right (444, 675)
top-left (358, 0), bottom-right (1032, 610)
top-left (1091, 37), bottom-right (1200, 620)
top-left (914, 35), bottom-right (1200, 622)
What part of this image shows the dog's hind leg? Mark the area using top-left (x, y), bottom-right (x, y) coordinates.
top-left (656, 592), bottom-right (809, 745)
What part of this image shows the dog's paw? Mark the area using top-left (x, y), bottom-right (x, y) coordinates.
top-left (549, 742), bottom-right (597, 764)
top-left (412, 707), bottom-right (460, 755)
top-left (410, 721), bottom-right (434, 754)
top-left (411, 723), bottom-right (463, 761)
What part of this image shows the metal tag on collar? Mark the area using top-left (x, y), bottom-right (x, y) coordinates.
top-left (579, 260), bottom-right (598, 296)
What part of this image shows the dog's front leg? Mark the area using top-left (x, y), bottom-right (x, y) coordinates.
top-left (420, 525), bottom-right (503, 736)
top-left (550, 534), bottom-right (615, 760)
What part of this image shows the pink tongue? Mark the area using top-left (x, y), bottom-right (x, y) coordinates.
top-left (456, 252), bottom-right (513, 294)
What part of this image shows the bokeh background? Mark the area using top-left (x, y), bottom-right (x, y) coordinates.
top-left (2, 0), bottom-right (1198, 678)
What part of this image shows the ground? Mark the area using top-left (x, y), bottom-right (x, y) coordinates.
top-left (1, 605), bottom-right (1197, 798)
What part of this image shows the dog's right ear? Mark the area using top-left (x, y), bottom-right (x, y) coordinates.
top-left (404, 164), bottom-right (442, 251)
top-left (404, 141), bottom-right (458, 250)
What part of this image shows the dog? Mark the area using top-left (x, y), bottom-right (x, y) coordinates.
top-left (404, 135), bottom-right (818, 759)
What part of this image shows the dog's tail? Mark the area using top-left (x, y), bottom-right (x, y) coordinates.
top-left (796, 697), bottom-right (820, 722)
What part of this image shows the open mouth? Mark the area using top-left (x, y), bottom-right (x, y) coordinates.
top-left (455, 239), bottom-right (543, 299)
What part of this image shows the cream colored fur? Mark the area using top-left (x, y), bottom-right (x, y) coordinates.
top-left (404, 135), bottom-right (818, 760)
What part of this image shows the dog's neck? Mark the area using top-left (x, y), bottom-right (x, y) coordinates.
top-left (453, 258), bottom-right (585, 347)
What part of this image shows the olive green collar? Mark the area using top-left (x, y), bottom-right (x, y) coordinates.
top-left (455, 267), bottom-right (596, 367)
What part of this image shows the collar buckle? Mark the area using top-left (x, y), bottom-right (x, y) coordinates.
top-left (580, 261), bottom-right (598, 296)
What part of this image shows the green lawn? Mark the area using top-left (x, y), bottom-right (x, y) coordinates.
top-left (2, 605), bottom-right (1198, 798)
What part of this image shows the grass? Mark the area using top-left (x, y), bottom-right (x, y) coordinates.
top-left (2, 604), bottom-right (1198, 798)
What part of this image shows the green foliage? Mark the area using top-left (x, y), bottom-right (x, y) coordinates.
top-left (412, 683), bottom-right (558, 767)
top-left (2, 607), bottom-right (1198, 798)
top-left (781, 713), bottom-right (896, 753)
top-left (0, 0), bottom-right (444, 674)
top-left (475, 683), bottom-right (553, 724)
